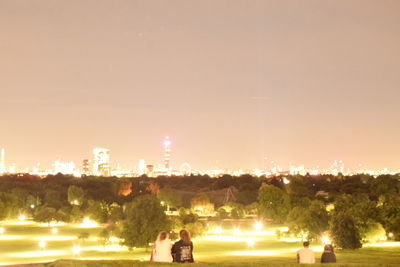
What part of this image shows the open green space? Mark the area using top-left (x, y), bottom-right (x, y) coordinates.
top-left (0, 220), bottom-right (400, 266)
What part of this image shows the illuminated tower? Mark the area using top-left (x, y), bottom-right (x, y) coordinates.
top-left (163, 136), bottom-right (171, 170)
top-left (0, 148), bottom-right (5, 174)
top-left (92, 148), bottom-right (110, 176)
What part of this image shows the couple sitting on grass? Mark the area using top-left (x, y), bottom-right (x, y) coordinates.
top-left (297, 241), bottom-right (336, 264)
top-left (150, 229), bottom-right (194, 263)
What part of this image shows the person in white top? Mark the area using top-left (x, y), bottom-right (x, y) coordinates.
top-left (150, 231), bottom-right (173, 262)
top-left (297, 241), bottom-right (315, 264)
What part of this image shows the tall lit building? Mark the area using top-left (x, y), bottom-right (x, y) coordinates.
top-left (93, 148), bottom-right (110, 176)
top-left (137, 159), bottom-right (146, 175)
top-left (54, 160), bottom-right (75, 174)
top-left (0, 148), bottom-right (5, 174)
top-left (82, 159), bottom-right (91, 176)
top-left (163, 136), bottom-right (171, 170)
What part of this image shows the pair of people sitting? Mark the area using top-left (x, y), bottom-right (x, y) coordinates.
top-left (297, 241), bottom-right (336, 264)
top-left (150, 229), bottom-right (194, 263)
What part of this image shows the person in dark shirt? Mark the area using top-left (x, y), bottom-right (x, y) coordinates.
top-left (172, 229), bottom-right (194, 263)
top-left (321, 244), bottom-right (336, 263)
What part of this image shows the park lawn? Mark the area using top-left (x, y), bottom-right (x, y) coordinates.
top-left (1, 221), bottom-right (400, 267)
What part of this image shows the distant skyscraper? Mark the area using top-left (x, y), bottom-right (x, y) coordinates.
top-left (137, 159), bottom-right (146, 175)
top-left (0, 148), bottom-right (5, 174)
top-left (163, 136), bottom-right (171, 170)
top-left (93, 148), bottom-right (110, 176)
top-left (82, 159), bottom-right (91, 176)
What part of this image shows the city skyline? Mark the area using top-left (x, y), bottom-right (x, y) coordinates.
top-left (1, 0), bottom-right (400, 170)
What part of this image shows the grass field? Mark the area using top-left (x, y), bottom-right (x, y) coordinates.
top-left (0, 220), bottom-right (400, 266)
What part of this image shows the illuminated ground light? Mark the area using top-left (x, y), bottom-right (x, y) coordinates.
top-left (321, 235), bottom-right (331, 244)
top-left (72, 245), bottom-right (81, 256)
top-left (38, 240), bottom-right (47, 249)
top-left (232, 227), bottom-right (241, 235)
top-left (253, 221), bottom-right (263, 230)
top-left (247, 240), bottom-right (255, 248)
top-left (0, 227), bottom-right (5, 234)
top-left (79, 217), bottom-right (99, 228)
top-left (389, 233), bottom-right (394, 238)
top-left (214, 226), bottom-right (223, 234)
top-left (18, 214), bottom-right (26, 221)
top-left (51, 228), bottom-right (58, 234)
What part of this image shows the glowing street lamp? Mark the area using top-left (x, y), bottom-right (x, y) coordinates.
top-left (214, 226), bottom-right (223, 234)
top-left (72, 245), bottom-right (81, 256)
top-left (321, 235), bottom-right (331, 244)
top-left (232, 227), bottom-right (241, 235)
top-left (0, 227), bottom-right (5, 234)
top-left (30, 204), bottom-right (35, 209)
top-left (388, 233), bottom-right (394, 238)
top-left (254, 221), bottom-right (263, 230)
top-left (18, 214), bottom-right (26, 221)
top-left (247, 240), bottom-right (255, 248)
top-left (39, 240), bottom-right (46, 249)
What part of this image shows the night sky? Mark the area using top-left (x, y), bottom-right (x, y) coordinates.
top-left (1, 0), bottom-right (399, 170)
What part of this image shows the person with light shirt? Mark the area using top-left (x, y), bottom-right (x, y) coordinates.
top-left (297, 241), bottom-right (315, 264)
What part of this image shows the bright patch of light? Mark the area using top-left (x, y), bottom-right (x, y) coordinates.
top-left (253, 221), bottom-right (263, 230)
top-left (214, 226), bottom-right (223, 234)
top-left (79, 217), bottom-right (99, 228)
top-left (18, 215), bottom-right (26, 221)
top-left (38, 240), bottom-right (46, 249)
top-left (247, 240), bottom-right (255, 248)
top-left (227, 250), bottom-right (278, 256)
top-left (283, 177), bottom-right (290, 184)
top-left (30, 204), bottom-right (35, 209)
top-left (388, 233), bottom-right (394, 238)
top-left (232, 228), bottom-right (241, 235)
top-left (321, 235), bottom-right (331, 244)
top-left (364, 242), bottom-right (400, 247)
top-left (0, 227), bottom-right (4, 234)
top-left (279, 227), bottom-right (289, 232)
top-left (33, 235), bottom-right (76, 241)
top-left (51, 228), bottom-right (58, 234)
top-left (11, 250), bottom-right (66, 258)
top-left (72, 245), bottom-right (81, 255)
top-left (109, 236), bottom-right (119, 243)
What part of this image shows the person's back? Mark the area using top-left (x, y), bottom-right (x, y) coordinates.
top-left (172, 230), bottom-right (194, 263)
top-left (321, 244), bottom-right (336, 263)
top-left (297, 241), bottom-right (315, 264)
top-left (153, 239), bottom-right (172, 262)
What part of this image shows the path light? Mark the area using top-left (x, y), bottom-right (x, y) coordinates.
top-left (214, 226), bottom-right (222, 234)
top-left (18, 214), bottom-right (26, 221)
top-left (247, 240), bottom-right (255, 248)
top-left (30, 204), bottom-right (35, 209)
top-left (72, 245), bottom-right (81, 256)
top-left (321, 235), bottom-right (331, 244)
top-left (0, 227), bottom-right (4, 234)
top-left (232, 227), bottom-right (241, 235)
top-left (39, 240), bottom-right (46, 249)
top-left (51, 228), bottom-right (58, 234)
top-left (254, 221), bottom-right (263, 230)
top-left (388, 233), bottom-right (394, 238)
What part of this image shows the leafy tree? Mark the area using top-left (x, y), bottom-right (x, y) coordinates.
top-left (68, 185), bottom-right (85, 206)
top-left (99, 228), bottom-right (111, 248)
top-left (191, 193), bottom-right (214, 215)
top-left (78, 232), bottom-right (90, 243)
top-left (121, 195), bottom-right (170, 249)
top-left (378, 194), bottom-right (400, 241)
top-left (216, 207), bottom-right (229, 219)
top-left (34, 206), bottom-right (57, 224)
top-left (287, 200), bottom-right (328, 240)
top-left (258, 185), bottom-right (291, 223)
top-left (330, 212), bottom-right (362, 249)
top-left (70, 206), bottom-right (84, 223)
top-left (158, 187), bottom-right (182, 211)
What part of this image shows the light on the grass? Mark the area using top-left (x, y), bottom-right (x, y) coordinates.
top-left (79, 217), bottom-right (99, 228)
top-left (214, 226), bottom-right (223, 234)
top-left (321, 235), bottom-right (331, 244)
top-left (253, 221), bottom-right (263, 230)
top-left (72, 245), bottom-right (81, 255)
top-left (18, 214), bottom-right (26, 221)
top-left (38, 240), bottom-right (46, 249)
top-left (0, 227), bottom-right (4, 234)
top-left (110, 236), bottom-right (119, 243)
top-left (51, 228), bottom-right (58, 234)
top-left (232, 227), bottom-right (241, 235)
top-left (247, 240), bottom-right (255, 248)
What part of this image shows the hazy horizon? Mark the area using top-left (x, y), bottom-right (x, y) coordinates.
top-left (1, 0), bottom-right (399, 171)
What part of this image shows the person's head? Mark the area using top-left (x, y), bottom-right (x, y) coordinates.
top-left (179, 229), bottom-right (191, 244)
top-left (324, 244), bottom-right (334, 253)
top-left (303, 241), bottom-right (310, 248)
top-left (156, 231), bottom-right (169, 242)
